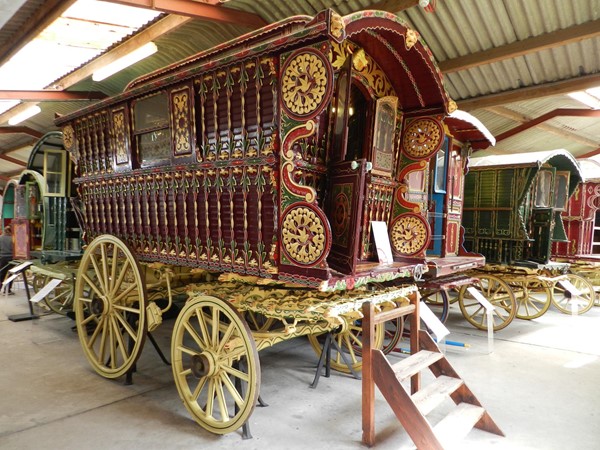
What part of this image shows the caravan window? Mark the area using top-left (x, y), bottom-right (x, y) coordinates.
top-left (553, 172), bottom-right (570, 211)
top-left (534, 171), bottom-right (553, 208)
top-left (133, 92), bottom-right (171, 167)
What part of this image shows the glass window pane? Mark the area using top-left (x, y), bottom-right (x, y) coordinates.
top-left (553, 173), bottom-right (569, 210)
top-left (534, 171), bottom-right (552, 207)
top-left (138, 130), bottom-right (171, 166)
top-left (134, 92), bottom-right (169, 131)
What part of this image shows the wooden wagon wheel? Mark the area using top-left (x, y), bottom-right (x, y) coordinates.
top-left (307, 320), bottom-right (385, 373)
top-left (421, 289), bottom-right (450, 324)
top-left (513, 280), bottom-right (552, 320)
top-left (458, 274), bottom-right (516, 331)
top-left (33, 273), bottom-right (74, 315)
top-left (551, 273), bottom-right (595, 315)
top-left (74, 235), bottom-right (147, 379)
top-left (171, 295), bottom-right (260, 435)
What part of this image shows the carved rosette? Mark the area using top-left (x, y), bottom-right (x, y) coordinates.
top-left (62, 124), bottom-right (75, 150)
top-left (402, 117), bottom-right (444, 160)
top-left (281, 49), bottom-right (332, 120)
top-left (281, 204), bottom-right (330, 267)
top-left (390, 213), bottom-right (430, 256)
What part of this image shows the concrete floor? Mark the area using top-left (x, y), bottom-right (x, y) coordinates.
top-left (1, 285), bottom-right (599, 450)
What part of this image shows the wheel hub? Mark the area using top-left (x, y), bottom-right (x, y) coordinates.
top-left (90, 296), bottom-right (111, 316)
top-left (191, 351), bottom-right (218, 378)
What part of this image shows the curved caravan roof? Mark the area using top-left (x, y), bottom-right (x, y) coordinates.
top-left (578, 159), bottom-right (600, 183)
top-left (469, 149), bottom-right (583, 195)
top-left (446, 109), bottom-right (496, 149)
top-left (56, 9), bottom-right (453, 125)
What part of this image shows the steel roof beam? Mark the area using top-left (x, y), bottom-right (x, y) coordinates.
top-left (0, 90), bottom-right (107, 101)
top-left (0, 154), bottom-right (26, 167)
top-left (0, 127), bottom-right (43, 139)
top-left (440, 19), bottom-right (600, 74)
top-left (495, 108), bottom-right (600, 143)
top-left (458, 73), bottom-right (600, 111)
top-left (105, 0), bottom-right (266, 28)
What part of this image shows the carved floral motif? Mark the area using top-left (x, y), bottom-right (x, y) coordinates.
top-left (282, 51), bottom-right (329, 118)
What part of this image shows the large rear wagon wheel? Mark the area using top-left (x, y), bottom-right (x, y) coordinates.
top-left (74, 235), bottom-right (147, 379)
top-left (458, 274), bottom-right (516, 331)
top-left (307, 320), bottom-right (385, 373)
top-left (171, 296), bottom-right (260, 435)
top-left (551, 273), bottom-right (595, 315)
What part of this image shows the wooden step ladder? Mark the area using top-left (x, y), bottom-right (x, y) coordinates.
top-left (362, 297), bottom-right (504, 449)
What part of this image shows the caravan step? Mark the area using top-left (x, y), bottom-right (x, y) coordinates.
top-left (434, 402), bottom-right (485, 447)
top-left (412, 375), bottom-right (464, 416)
top-left (392, 350), bottom-right (444, 382)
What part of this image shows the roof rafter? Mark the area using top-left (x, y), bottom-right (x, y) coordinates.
top-left (105, 0), bottom-right (266, 28)
top-left (0, 91), bottom-right (107, 101)
top-left (496, 108), bottom-right (600, 142)
top-left (369, 0), bottom-right (419, 12)
top-left (0, 154), bottom-right (27, 167)
top-left (440, 19), bottom-right (600, 73)
top-left (488, 106), bottom-right (599, 149)
top-left (0, 127), bottom-right (43, 139)
top-left (458, 73), bottom-right (600, 111)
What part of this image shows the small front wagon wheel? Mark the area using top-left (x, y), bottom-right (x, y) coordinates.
top-left (171, 295), bottom-right (260, 435)
top-left (458, 274), bottom-right (516, 331)
top-left (74, 235), bottom-right (147, 379)
top-left (551, 273), bottom-right (595, 315)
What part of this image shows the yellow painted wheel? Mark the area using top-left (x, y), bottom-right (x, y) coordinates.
top-left (74, 235), bottom-right (146, 379)
top-left (458, 275), bottom-right (516, 331)
top-left (307, 320), bottom-right (385, 373)
top-left (551, 273), bottom-right (595, 315)
top-left (513, 280), bottom-right (552, 320)
top-left (171, 295), bottom-right (260, 435)
top-left (33, 274), bottom-right (74, 315)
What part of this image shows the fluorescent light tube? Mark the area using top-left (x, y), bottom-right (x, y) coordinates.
top-left (93, 42), bottom-right (157, 82)
top-left (7, 105), bottom-right (41, 125)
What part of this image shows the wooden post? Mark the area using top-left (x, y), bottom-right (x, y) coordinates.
top-left (409, 290), bottom-right (421, 395)
top-left (362, 301), bottom-right (375, 446)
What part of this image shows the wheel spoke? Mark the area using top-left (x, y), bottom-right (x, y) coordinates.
top-left (192, 376), bottom-right (208, 402)
top-left (110, 315), bottom-right (129, 363)
top-left (100, 243), bottom-right (110, 295)
top-left (113, 303), bottom-right (141, 314)
top-left (184, 321), bottom-right (207, 350)
top-left (81, 273), bottom-right (105, 299)
top-left (214, 377), bottom-right (229, 422)
top-left (113, 310), bottom-right (139, 341)
top-left (216, 322), bottom-right (236, 354)
top-left (206, 379), bottom-right (216, 418)
top-left (112, 282), bottom-right (138, 304)
top-left (220, 372), bottom-right (244, 407)
top-left (89, 253), bottom-right (107, 294)
top-left (211, 307), bottom-right (220, 349)
top-left (195, 308), bottom-right (211, 347)
top-left (110, 259), bottom-right (131, 297)
top-left (222, 363), bottom-right (249, 383)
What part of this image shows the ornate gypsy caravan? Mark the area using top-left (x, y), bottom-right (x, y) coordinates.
top-left (55, 9), bottom-right (499, 439)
